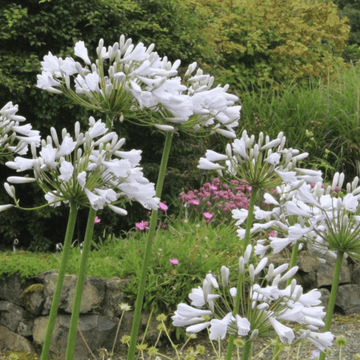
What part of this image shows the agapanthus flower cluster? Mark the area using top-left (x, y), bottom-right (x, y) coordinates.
top-left (0, 102), bottom-right (40, 157)
top-left (179, 178), bottom-right (250, 223)
top-left (240, 171), bottom-right (360, 261)
top-left (198, 131), bottom-right (310, 189)
top-left (172, 245), bottom-right (334, 353)
top-left (37, 35), bottom-right (240, 137)
top-left (2, 117), bottom-right (159, 214)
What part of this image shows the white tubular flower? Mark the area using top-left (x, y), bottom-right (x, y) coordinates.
top-left (209, 312), bottom-right (234, 340)
top-left (6, 157), bottom-right (35, 172)
top-left (303, 331), bottom-right (334, 352)
top-left (188, 286), bottom-right (220, 308)
top-left (221, 266), bottom-right (230, 287)
top-left (84, 188), bottom-right (106, 210)
top-left (45, 192), bottom-right (63, 207)
top-left (198, 158), bottom-right (225, 170)
top-left (0, 204), bottom-right (14, 212)
top-left (235, 315), bottom-right (251, 336)
top-left (269, 317), bottom-right (295, 344)
top-left (7, 176), bottom-right (36, 184)
top-left (108, 205), bottom-right (127, 216)
top-left (175, 304), bottom-right (212, 319)
top-left (74, 41), bottom-right (91, 64)
top-left (186, 322), bottom-right (211, 334)
top-left (58, 161), bottom-right (74, 182)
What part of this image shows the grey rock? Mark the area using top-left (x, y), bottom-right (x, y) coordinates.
top-left (33, 315), bottom-right (120, 360)
top-left (0, 301), bottom-right (34, 336)
top-left (43, 273), bottom-right (105, 315)
top-left (335, 284), bottom-right (360, 315)
top-left (316, 257), bottom-right (350, 287)
top-left (0, 273), bottom-right (33, 305)
top-left (351, 262), bottom-right (360, 286)
top-left (19, 283), bottom-right (45, 316)
top-left (33, 269), bottom-right (57, 284)
top-left (104, 277), bottom-right (129, 317)
top-left (0, 325), bottom-right (36, 354)
top-left (297, 251), bottom-right (321, 273)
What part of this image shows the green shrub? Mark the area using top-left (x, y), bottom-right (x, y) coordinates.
top-left (185, 0), bottom-right (350, 88)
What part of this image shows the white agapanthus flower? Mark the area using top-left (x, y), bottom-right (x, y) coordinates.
top-left (250, 172), bottom-right (360, 260)
top-left (37, 35), bottom-right (241, 137)
top-left (3, 117), bottom-right (159, 214)
top-left (198, 131), bottom-right (311, 192)
top-left (172, 246), bottom-right (333, 352)
top-left (0, 102), bottom-right (40, 157)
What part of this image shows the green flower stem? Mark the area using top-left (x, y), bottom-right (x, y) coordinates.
top-left (319, 251), bottom-right (344, 360)
top-left (226, 187), bottom-right (259, 360)
top-left (40, 201), bottom-right (78, 360)
top-left (286, 241), bottom-right (300, 286)
top-left (242, 339), bottom-right (252, 360)
top-left (65, 206), bottom-right (97, 360)
top-left (271, 242), bottom-right (301, 360)
top-left (127, 131), bottom-right (173, 360)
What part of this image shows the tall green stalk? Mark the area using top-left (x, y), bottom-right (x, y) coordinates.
top-left (226, 187), bottom-right (258, 360)
top-left (127, 132), bottom-right (173, 360)
top-left (319, 251), bottom-right (344, 360)
top-left (65, 206), bottom-right (97, 360)
top-left (41, 201), bottom-right (78, 360)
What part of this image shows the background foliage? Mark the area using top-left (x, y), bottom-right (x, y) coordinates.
top-left (0, 0), bottom-right (358, 251)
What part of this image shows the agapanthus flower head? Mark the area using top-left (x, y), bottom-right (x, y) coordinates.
top-left (198, 131), bottom-right (310, 190)
top-left (37, 35), bottom-right (240, 137)
top-left (0, 102), bottom-right (40, 157)
top-left (3, 117), bottom-right (159, 214)
top-left (172, 246), bottom-right (333, 353)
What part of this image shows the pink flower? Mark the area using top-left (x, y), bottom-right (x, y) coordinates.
top-left (246, 186), bottom-right (252, 191)
top-left (334, 185), bottom-right (339, 193)
top-left (94, 216), bottom-right (101, 223)
top-left (170, 258), bottom-right (179, 265)
top-left (160, 222), bottom-right (166, 229)
top-left (268, 230), bottom-right (276, 237)
top-left (203, 212), bottom-right (213, 220)
top-left (135, 220), bottom-right (149, 231)
top-left (207, 201), bottom-right (212, 206)
top-left (272, 189), bottom-right (278, 194)
top-left (188, 199), bottom-right (200, 206)
top-left (159, 202), bottom-right (168, 211)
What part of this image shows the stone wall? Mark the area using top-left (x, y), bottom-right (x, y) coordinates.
top-left (1, 252), bottom-right (360, 359)
top-left (0, 271), bottom-right (133, 360)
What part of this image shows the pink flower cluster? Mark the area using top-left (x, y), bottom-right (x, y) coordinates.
top-left (179, 178), bottom-right (251, 223)
top-left (135, 220), bottom-right (149, 231)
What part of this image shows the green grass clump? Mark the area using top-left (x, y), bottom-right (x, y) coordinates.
top-left (237, 63), bottom-right (360, 182)
top-left (0, 221), bottom-right (242, 313)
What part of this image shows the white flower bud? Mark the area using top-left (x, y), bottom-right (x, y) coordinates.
top-left (239, 257), bottom-right (245, 274)
top-left (51, 127), bottom-right (59, 147)
top-left (4, 182), bottom-right (15, 198)
top-left (332, 172), bottom-right (339, 190)
top-left (244, 245), bottom-right (252, 264)
top-left (339, 173), bottom-right (345, 190)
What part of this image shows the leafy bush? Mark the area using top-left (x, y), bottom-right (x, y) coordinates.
top-left (185, 0), bottom-right (350, 88)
